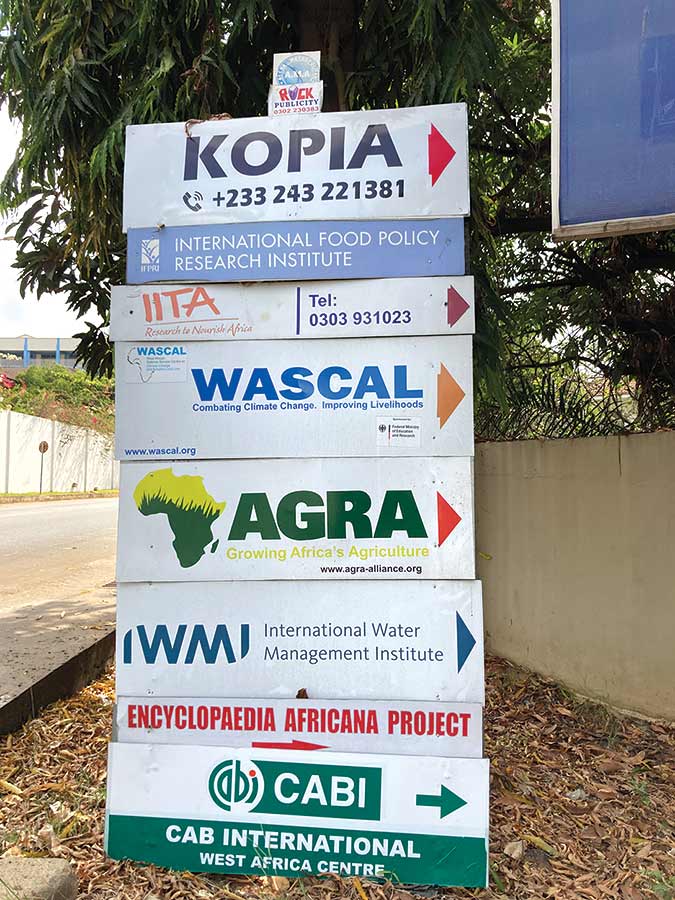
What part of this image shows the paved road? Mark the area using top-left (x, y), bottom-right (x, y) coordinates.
top-left (0, 498), bottom-right (118, 711)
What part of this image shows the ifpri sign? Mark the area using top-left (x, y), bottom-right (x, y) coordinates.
top-left (114, 697), bottom-right (483, 758)
top-left (106, 743), bottom-right (489, 887)
top-left (122, 105), bottom-right (469, 230)
top-left (115, 579), bottom-right (484, 702)
top-left (109, 276), bottom-right (475, 342)
top-left (126, 218), bottom-right (465, 284)
top-left (116, 457), bottom-right (475, 582)
top-left (115, 335), bottom-right (473, 460)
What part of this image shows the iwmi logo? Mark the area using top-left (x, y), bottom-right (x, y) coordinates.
top-left (140, 239), bottom-right (160, 271)
top-left (122, 623), bottom-right (250, 665)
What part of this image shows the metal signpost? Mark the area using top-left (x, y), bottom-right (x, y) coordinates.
top-left (114, 696), bottom-right (483, 757)
top-left (114, 579), bottom-right (484, 702)
top-left (106, 744), bottom-right (489, 885)
top-left (108, 85), bottom-right (489, 887)
top-left (115, 335), bottom-right (473, 460)
top-left (116, 457), bottom-right (475, 582)
top-left (109, 276), bottom-right (475, 342)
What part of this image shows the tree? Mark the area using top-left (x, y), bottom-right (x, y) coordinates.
top-left (1, 0), bottom-right (673, 435)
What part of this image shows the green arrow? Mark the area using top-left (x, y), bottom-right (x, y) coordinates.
top-left (415, 785), bottom-right (467, 818)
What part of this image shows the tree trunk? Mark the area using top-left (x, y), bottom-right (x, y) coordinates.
top-left (295, 0), bottom-right (356, 111)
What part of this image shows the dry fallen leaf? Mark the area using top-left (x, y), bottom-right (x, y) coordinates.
top-left (504, 840), bottom-right (525, 860)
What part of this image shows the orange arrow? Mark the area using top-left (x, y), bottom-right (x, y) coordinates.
top-left (437, 364), bottom-right (465, 428)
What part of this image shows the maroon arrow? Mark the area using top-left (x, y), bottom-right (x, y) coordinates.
top-left (428, 124), bottom-right (456, 186)
top-left (447, 287), bottom-right (470, 326)
top-left (251, 739), bottom-right (329, 751)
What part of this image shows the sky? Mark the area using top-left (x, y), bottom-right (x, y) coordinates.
top-left (0, 108), bottom-right (88, 338)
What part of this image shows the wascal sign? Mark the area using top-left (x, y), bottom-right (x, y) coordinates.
top-left (109, 276), bottom-right (475, 342)
top-left (115, 579), bottom-right (484, 703)
top-left (116, 457), bottom-right (475, 582)
top-left (122, 104), bottom-right (469, 230)
top-left (115, 335), bottom-right (473, 460)
top-left (106, 743), bottom-right (489, 887)
top-left (114, 696), bottom-right (483, 758)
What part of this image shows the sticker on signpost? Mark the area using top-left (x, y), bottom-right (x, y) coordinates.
top-left (114, 696), bottom-right (483, 758)
top-left (116, 456), bottom-right (475, 582)
top-left (109, 277), bottom-right (475, 342)
top-left (115, 335), bottom-right (473, 460)
top-left (115, 579), bottom-right (484, 703)
top-left (122, 104), bottom-right (469, 231)
top-left (105, 742), bottom-right (488, 887)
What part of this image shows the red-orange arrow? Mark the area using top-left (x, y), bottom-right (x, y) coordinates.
top-left (437, 492), bottom-right (461, 546)
top-left (428, 124), bottom-right (456, 186)
top-left (251, 739), bottom-right (328, 751)
top-left (437, 364), bottom-right (465, 427)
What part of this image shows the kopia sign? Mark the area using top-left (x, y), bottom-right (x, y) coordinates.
top-left (105, 743), bottom-right (489, 886)
top-left (115, 335), bottom-right (473, 460)
top-left (114, 579), bottom-right (484, 703)
top-left (114, 696), bottom-right (483, 758)
top-left (116, 457), bottom-right (475, 582)
top-left (122, 104), bottom-right (469, 230)
top-left (109, 276), bottom-right (475, 342)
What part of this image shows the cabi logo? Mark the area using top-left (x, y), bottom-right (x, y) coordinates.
top-left (208, 758), bottom-right (382, 820)
top-left (132, 468), bottom-right (462, 570)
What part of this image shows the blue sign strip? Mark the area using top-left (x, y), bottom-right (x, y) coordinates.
top-left (126, 218), bottom-right (465, 284)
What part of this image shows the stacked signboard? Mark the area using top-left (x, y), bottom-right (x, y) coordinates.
top-left (106, 105), bottom-right (489, 888)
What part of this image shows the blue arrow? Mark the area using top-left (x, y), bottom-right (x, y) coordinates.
top-left (456, 611), bottom-right (476, 672)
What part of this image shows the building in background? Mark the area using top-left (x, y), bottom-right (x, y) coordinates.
top-left (0, 335), bottom-right (80, 369)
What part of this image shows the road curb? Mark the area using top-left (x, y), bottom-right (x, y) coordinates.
top-left (0, 492), bottom-right (118, 505)
top-left (0, 630), bottom-right (115, 736)
top-left (0, 857), bottom-right (77, 899)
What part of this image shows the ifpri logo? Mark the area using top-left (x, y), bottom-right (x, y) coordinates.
top-left (140, 238), bottom-right (160, 273)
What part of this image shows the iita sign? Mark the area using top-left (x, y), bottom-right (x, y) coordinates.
top-left (115, 335), bottom-right (473, 460)
top-left (109, 276), bottom-right (475, 342)
top-left (116, 457), bottom-right (475, 582)
top-left (122, 104), bottom-right (469, 230)
top-left (114, 697), bottom-right (483, 758)
top-left (106, 743), bottom-right (489, 886)
top-left (115, 579), bottom-right (484, 703)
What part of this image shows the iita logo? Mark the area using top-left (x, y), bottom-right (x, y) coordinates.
top-left (209, 759), bottom-right (264, 814)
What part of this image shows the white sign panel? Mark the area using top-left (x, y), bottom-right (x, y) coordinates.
top-left (115, 579), bottom-right (484, 703)
top-left (116, 457), bottom-right (475, 582)
top-left (114, 697), bottom-right (483, 758)
top-left (115, 335), bottom-right (473, 460)
top-left (109, 277), bottom-right (475, 342)
top-left (273, 52), bottom-right (321, 85)
top-left (122, 104), bottom-right (469, 230)
top-left (106, 743), bottom-right (489, 886)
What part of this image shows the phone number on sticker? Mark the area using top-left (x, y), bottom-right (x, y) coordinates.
top-left (306, 309), bottom-right (413, 328)
top-left (210, 180), bottom-right (406, 209)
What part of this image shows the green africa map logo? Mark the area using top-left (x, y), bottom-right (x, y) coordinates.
top-left (133, 468), bottom-right (225, 568)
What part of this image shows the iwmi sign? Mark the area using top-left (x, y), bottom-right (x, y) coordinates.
top-left (105, 743), bottom-right (489, 886)
top-left (122, 105), bottom-right (469, 230)
top-left (115, 335), bottom-right (473, 460)
top-left (116, 457), bottom-right (475, 582)
top-left (114, 579), bottom-right (484, 703)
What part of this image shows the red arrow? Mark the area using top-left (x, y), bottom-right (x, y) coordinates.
top-left (251, 739), bottom-right (329, 751)
top-left (428, 124), bottom-right (456, 186)
top-left (437, 492), bottom-right (461, 547)
top-left (447, 287), bottom-right (470, 327)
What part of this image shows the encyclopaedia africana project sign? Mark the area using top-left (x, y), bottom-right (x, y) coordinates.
top-left (115, 579), bottom-right (484, 703)
top-left (105, 743), bottom-right (488, 887)
top-left (114, 335), bottom-right (473, 460)
top-left (116, 457), bottom-right (475, 582)
top-left (122, 104), bottom-right (469, 230)
top-left (109, 276), bottom-right (475, 342)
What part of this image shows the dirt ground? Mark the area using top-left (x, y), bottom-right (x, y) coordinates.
top-left (1, 657), bottom-right (674, 899)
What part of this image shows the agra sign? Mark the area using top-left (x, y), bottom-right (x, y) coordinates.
top-left (105, 743), bottom-right (489, 887)
top-left (116, 457), bottom-right (475, 582)
top-left (115, 579), bottom-right (484, 703)
top-left (115, 335), bottom-right (473, 460)
top-left (109, 276), bottom-right (475, 342)
top-left (122, 105), bottom-right (469, 230)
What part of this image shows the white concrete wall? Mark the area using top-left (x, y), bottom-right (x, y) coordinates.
top-left (0, 409), bottom-right (118, 493)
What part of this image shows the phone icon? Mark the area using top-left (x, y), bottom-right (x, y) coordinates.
top-left (182, 191), bottom-right (203, 212)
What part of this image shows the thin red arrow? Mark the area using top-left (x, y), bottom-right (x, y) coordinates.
top-left (251, 739), bottom-right (329, 751)
top-left (447, 287), bottom-right (470, 327)
top-left (437, 492), bottom-right (462, 547)
top-left (428, 124), bottom-right (456, 186)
